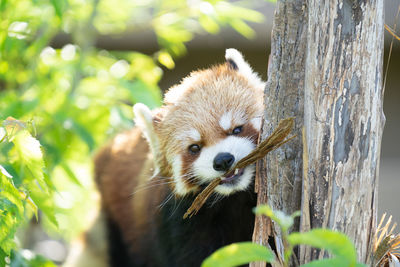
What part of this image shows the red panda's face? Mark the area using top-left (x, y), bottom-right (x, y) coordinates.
top-left (134, 49), bottom-right (265, 197)
top-left (187, 116), bottom-right (260, 196)
top-left (158, 62), bottom-right (264, 196)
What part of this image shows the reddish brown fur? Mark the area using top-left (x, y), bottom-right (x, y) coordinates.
top-left (156, 63), bottom-right (263, 193)
top-left (94, 54), bottom-right (265, 266)
top-left (95, 128), bottom-right (169, 257)
top-left (96, 62), bottom-right (264, 220)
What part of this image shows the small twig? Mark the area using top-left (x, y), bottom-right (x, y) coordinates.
top-left (183, 117), bottom-right (295, 219)
top-left (183, 178), bottom-right (222, 219)
top-left (385, 24), bottom-right (400, 41)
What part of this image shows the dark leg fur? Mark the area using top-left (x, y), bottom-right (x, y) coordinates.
top-left (104, 187), bottom-right (256, 267)
top-left (155, 187), bottom-right (257, 267)
top-left (105, 216), bottom-right (136, 267)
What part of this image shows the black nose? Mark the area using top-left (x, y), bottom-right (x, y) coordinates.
top-left (213, 153), bottom-right (235, 172)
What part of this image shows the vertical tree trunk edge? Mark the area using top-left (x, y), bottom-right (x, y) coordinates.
top-left (251, 0), bottom-right (385, 266)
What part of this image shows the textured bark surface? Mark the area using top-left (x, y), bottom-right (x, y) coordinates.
top-left (301, 0), bottom-right (384, 264)
top-left (251, 1), bottom-right (307, 266)
top-left (252, 0), bottom-right (385, 266)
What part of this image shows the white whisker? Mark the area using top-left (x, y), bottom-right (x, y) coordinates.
top-left (158, 191), bottom-right (175, 210)
top-left (129, 179), bottom-right (175, 197)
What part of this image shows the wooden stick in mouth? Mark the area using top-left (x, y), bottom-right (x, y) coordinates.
top-left (183, 117), bottom-right (296, 219)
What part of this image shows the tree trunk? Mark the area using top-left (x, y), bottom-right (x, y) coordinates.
top-left (252, 0), bottom-right (385, 266)
top-left (251, 0), bottom-right (307, 266)
top-left (301, 0), bottom-right (385, 264)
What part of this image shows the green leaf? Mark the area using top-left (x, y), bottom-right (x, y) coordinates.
top-left (0, 127), bottom-right (6, 142)
top-left (254, 205), bottom-right (297, 231)
top-left (50, 0), bottom-right (68, 19)
top-left (0, 248), bottom-right (6, 266)
top-left (301, 258), bottom-right (348, 267)
top-left (69, 119), bottom-right (95, 151)
top-left (60, 163), bottom-right (82, 187)
top-left (11, 128), bottom-right (48, 189)
top-left (8, 124), bottom-right (58, 227)
top-left (0, 173), bottom-right (24, 254)
top-left (0, 0), bottom-right (7, 12)
top-left (288, 229), bottom-right (357, 266)
top-left (199, 15), bottom-right (220, 34)
top-left (122, 79), bottom-right (162, 109)
top-left (10, 249), bottom-right (57, 267)
top-left (201, 242), bottom-right (275, 267)
top-left (157, 51), bottom-right (175, 69)
top-left (301, 259), bottom-right (368, 267)
top-left (229, 19), bottom-right (255, 39)
top-left (0, 164), bottom-right (12, 178)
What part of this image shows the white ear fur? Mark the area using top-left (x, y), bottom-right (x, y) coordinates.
top-left (133, 103), bottom-right (160, 176)
top-left (225, 48), bottom-right (265, 89)
top-left (225, 49), bottom-right (252, 76)
top-left (133, 103), bottom-right (154, 139)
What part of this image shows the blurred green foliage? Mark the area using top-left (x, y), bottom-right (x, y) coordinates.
top-left (0, 0), bottom-right (265, 264)
top-left (203, 205), bottom-right (367, 267)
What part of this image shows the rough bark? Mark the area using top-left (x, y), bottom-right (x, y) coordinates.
top-left (252, 1), bottom-right (307, 266)
top-left (252, 0), bottom-right (385, 266)
top-left (301, 0), bottom-right (385, 264)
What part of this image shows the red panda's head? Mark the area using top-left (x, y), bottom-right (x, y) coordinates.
top-left (134, 49), bottom-right (265, 196)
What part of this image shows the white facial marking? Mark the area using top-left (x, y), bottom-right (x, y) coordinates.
top-left (187, 128), bottom-right (201, 142)
top-left (233, 110), bottom-right (247, 126)
top-left (219, 112), bottom-right (232, 131)
top-left (192, 136), bottom-right (255, 195)
top-left (177, 128), bottom-right (201, 142)
top-left (250, 117), bottom-right (262, 131)
top-left (172, 156), bottom-right (187, 196)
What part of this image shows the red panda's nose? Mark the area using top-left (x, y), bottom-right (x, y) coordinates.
top-left (213, 153), bottom-right (235, 172)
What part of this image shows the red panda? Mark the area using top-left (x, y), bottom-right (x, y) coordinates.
top-left (94, 49), bottom-right (265, 266)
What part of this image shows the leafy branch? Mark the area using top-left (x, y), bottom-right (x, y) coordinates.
top-left (202, 205), bottom-right (367, 267)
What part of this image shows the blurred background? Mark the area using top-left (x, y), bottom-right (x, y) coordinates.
top-left (0, 0), bottom-right (398, 266)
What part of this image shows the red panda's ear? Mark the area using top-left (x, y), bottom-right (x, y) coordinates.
top-left (225, 48), bottom-right (251, 73)
top-left (133, 103), bottom-right (161, 175)
top-left (225, 48), bottom-right (265, 89)
top-left (226, 58), bottom-right (238, 70)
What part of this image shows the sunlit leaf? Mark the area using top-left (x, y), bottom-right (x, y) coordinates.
top-left (215, 2), bottom-right (264, 23)
top-left (50, 0), bottom-right (68, 19)
top-left (157, 51), bottom-right (175, 69)
top-left (288, 229), bottom-right (357, 265)
top-left (3, 117), bottom-right (26, 141)
top-left (254, 205), bottom-right (296, 231)
top-left (229, 19), bottom-right (255, 39)
top-left (60, 163), bottom-right (82, 187)
top-left (202, 242), bottom-right (275, 267)
top-left (122, 79), bottom-right (162, 109)
top-left (0, 165), bottom-right (12, 178)
top-left (199, 15), bottom-right (220, 34)
top-left (6, 123), bottom-right (58, 227)
top-left (0, 128), bottom-right (6, 142)
top-left (0, 173), bottom-right (24, 254)
top-left (10, 249), bottom-right (57, 267)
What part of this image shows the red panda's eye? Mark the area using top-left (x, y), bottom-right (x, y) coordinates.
top-left (188, 144), bottom-right (201, 154)
top-left (232, 126), bottom-right (243, 135)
